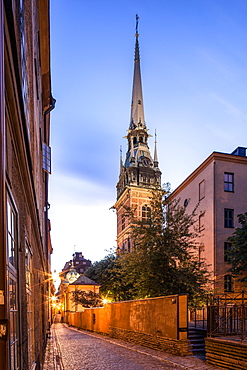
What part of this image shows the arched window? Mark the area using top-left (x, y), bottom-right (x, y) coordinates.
top-left (142, 205), bottom-right (151, 220)
top-left (133, 137), bottom-right (137, 145)
top-left (139, 136), bottom-right (143, 143)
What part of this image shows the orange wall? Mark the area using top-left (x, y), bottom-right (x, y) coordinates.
top-left (67, 294), bottom-right (188, 341)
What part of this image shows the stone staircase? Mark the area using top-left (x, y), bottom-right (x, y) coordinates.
top-left (188, 328), bottom-right (207, 354)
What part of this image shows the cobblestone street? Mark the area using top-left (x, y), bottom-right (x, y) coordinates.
top-left (43, 323), bottom-right (221, 370)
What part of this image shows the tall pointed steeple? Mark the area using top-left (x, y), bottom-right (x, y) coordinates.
top-left (114, 15), bottom-right (162, 253)
top-left (116, 15), bottom-right (161, 200)
top-left (154, 130), bottom-right (159, 168)
top-left (130, 15), bottom-right (145, 128)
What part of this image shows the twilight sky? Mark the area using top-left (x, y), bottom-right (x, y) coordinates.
top-left (49, 0), bottom-right (247, 273)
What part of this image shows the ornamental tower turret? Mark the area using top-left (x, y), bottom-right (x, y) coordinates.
top-left (114, 15), bottom-right (161, 253)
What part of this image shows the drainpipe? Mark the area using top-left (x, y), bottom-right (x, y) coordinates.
top-left (43, 95), bottom-right (56, 328)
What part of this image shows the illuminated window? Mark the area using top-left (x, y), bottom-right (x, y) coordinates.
top-left (7, 196), bottom-right (17, 268)
top-left (224, 173), bottom-right (234, 192)
top-left (224, 209), bottom-right (234, 228)
top-left (9, 278), bottom-right (19, 369)
top-left (25, 243), bottom-right (34, 367)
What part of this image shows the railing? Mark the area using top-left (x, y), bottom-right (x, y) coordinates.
top-left (189, 307), bottom-right (207, 329)
top-left (207, 291), bottom-right (247, 342)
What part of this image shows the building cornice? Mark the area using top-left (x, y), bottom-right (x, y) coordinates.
top-left (169, 151), bottom-right (247, 199)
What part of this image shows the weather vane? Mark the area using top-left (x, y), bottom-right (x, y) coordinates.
top-left (135, 14), bottom-right (139, 36)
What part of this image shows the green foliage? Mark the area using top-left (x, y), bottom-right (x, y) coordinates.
top-left (70, 290), bottom-right (102, 308)
top-left (118, 188), bottom-right (209, 303)
top-left (227, 212), bottom-right (247, 284)
top-left (85, 252), bottom-right (133, 301)
top-left (86, 186), bottom-right (210, 305)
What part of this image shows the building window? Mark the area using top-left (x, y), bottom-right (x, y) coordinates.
top-left (42, 142), bottom-right (51, 174)
top-left (26, 244), bottom-right (34, 368)
top-left (224, 275), bottom-right (234, 292)
top-left (199, 180), bottom-right (205, 201)
top-left (224, 242), bottom-right (232, 262)
top-left (184, 199), bottom-right (189, 207)
top-left (7, 196), bottom-right (17, 269)
top-left (224, 173), bottom-right (234, 192)
top-left (9, 278), bottom-right (19, 369)
top-left (121, 215), bottom-right (125, 230)
top-left (224, 209), bottom-right (234, 228)
top-left (127, 238), bottom-right (131, 253)
top-left (199, 213), bottom-right (205, 232)
top-left (142, 205), bottom-right (151, 221)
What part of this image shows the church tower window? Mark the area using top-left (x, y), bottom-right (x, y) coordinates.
top-left (142, 205), bottom-right (151, 220)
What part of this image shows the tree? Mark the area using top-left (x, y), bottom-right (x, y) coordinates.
top-left (86, 186), bottom-right (210, 305)
top-left (118, 186), bottom-right (210, 304)
top-left (227, 212), bottom-right (247, 284)
top-left (85, 252), bottom-right (134, 301)
top-left (70, 290), bottom-right (102, 308)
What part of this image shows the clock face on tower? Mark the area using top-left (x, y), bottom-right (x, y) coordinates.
top-left (142, 157), bottom-right (150, 166)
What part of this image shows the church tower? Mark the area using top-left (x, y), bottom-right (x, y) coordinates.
top-left (114, 15), bottom-right (161, 253)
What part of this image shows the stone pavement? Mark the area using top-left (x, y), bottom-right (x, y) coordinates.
top-left (43, 323), bottom-right (221, 370)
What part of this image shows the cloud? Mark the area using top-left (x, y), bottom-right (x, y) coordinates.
top-left (209, 93), bottom-right (247, 121)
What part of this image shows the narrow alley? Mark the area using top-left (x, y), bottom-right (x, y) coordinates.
top-left (43, 322), bottom-right (220, 370)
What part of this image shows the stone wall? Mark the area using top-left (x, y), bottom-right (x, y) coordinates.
top-left (67, 294), bottom-right (190, 356)
top-left (109, 327), bottom-right (189, 356)
top-left (205, 337), bottom-right (247, 370)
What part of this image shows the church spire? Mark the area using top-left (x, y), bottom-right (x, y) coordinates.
top-left (130, 14), bottom-right (145, 128)
top-left (154, 129), bottom-right (159, 168)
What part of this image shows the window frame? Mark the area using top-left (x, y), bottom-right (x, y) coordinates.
top-left (224, 172), bottom-right (234, 192)
top-left (224, 208), bottom-right (234, 228)
top-left (142, 205), bottom-right (151, 221)
top-left (199, 213), bottom-right (205, 232)
top-left (224, 242), bottom-right (232, 262)
top-left (199, 180), bottom-right (205, 201)
top-left (6, 191), bottom-right (20, 370)
top-left (224, 275), bottom-right (234, 292)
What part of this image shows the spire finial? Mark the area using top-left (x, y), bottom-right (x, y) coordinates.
top-left (135, 14), bottom-right (139, 37)
top-left (154, 129), bottom-right (159, 167)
